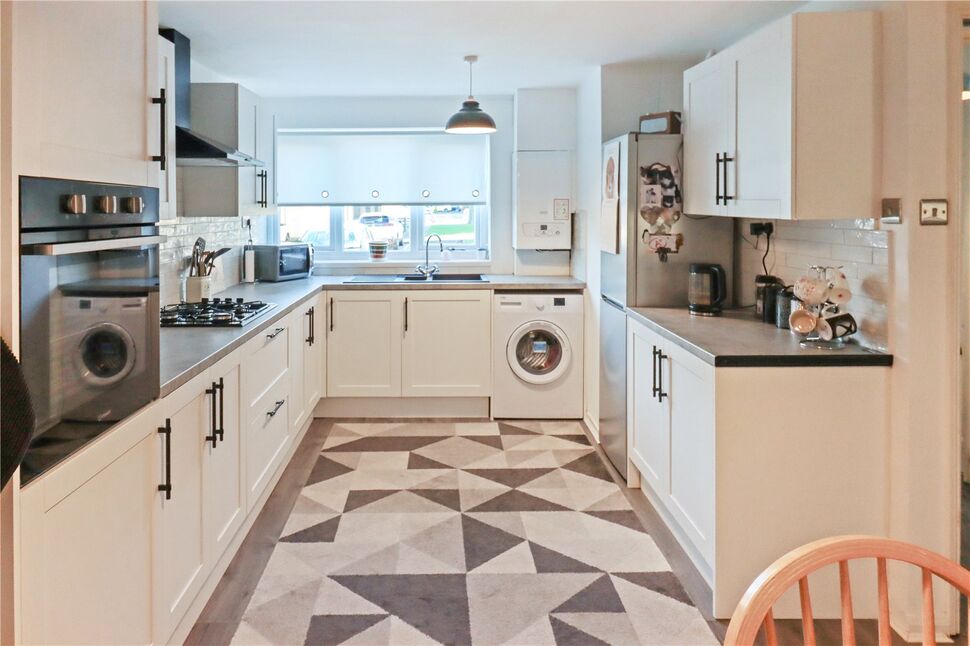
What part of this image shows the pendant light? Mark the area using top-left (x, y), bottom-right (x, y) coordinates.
top-left (445, 55), bottom-right (497, 134)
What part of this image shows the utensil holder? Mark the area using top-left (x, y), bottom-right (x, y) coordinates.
top-left (185, 276), bottom-right (212, 303)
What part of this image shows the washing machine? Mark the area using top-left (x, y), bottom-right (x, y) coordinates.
top-left (492, 292), bottom-right (584, 419)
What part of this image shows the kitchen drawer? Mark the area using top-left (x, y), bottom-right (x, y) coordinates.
top-left (243, 320), bottom-right (290, 408)
top-left (245, 371), bottom-right (291, 506)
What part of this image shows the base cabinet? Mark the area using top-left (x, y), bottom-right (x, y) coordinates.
top-left (154, 374), bottom-right (209, 642)
top-left (327, 289), bottom-right (491, 398)
top-left (19, 405), bottom-right (160, 646)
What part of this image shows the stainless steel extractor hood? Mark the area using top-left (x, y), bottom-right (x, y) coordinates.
top-left (160, 28), bottom-right (264, 168)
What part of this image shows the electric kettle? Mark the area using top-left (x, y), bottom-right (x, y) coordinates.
top-left (688, 263), bottom-right (727, 316)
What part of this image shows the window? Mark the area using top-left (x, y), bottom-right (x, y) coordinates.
top-left (276, 129), bottom-right (490, 262)
top-left (280, 203), bottom-right (489, 261)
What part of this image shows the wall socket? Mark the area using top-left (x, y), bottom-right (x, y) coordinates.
top-left (749, 222), bottom-right (774, 236)
top-left (919, 199), bottom-right (948, 225)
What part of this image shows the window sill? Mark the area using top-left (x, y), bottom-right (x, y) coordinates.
top-left (313, 258), bottom-right (491, 272)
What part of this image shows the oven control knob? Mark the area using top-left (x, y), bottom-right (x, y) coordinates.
top-left (95, 195), bottom-right (119, 214)
top-left (62, 194), bottom-right (87, 214)
top-left (122, 196), bottom-right (144, 214)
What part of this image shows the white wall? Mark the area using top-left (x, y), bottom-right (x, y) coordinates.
top-left (260, 95), bottom-right (516, 275)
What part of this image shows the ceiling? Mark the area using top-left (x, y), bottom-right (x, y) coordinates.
top-left (159, 1), bottom-right (802, 97)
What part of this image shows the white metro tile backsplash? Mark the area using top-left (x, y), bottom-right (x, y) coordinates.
top-left (159, 217), bottom-right (250, 305)
top-left (735, 218), bottom-right (891, 352)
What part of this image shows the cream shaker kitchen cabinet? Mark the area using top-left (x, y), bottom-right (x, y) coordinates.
top-left (257, 99), bottom-right (278, 215)
top-left (682, 11), bottom-right (879, 220)
top-left (9, 1), bottom-right (160, 187)
top-left (242, 320), bottom-right (293, 506)
top-left (307, 292), bottom-right (328, 408)
top-left (179, 83), bottom-right (263, 218)
top-left (402, 290), bottom-right (491, 397)
top-left (202, 355), bottom-right (245, 567)
top-left (19, 403), bottom-right (160, 646)
top-left (327, 291), bottom-right (404, 397)
top-left (627, 320), bottom-right (671, 494)
top-left (290, 293), bottom-right (327, 431)
top-left (154, 373), bottom-right (209, 643)
top-left (157, 34), bottom-right (178, 222)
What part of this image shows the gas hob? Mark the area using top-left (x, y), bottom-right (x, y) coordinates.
top-left (160, 298), bottom-right (276, 327)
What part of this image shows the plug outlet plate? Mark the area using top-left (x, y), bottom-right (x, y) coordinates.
top-left (920, 199), bottom-right (948, 225)
top-left (749, 222), bottom-right (774, 236)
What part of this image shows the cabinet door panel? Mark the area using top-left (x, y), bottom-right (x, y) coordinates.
top-left (246, 373), bottom-right (291, 505)
top-left (155, 386), bottom-right (207, 641)
top-left (11, 1), bottom-right (156, 186)
top-left (667, 347), bottom-right (715, 563)
top-left (304, 293), bottom-right (326, 409)
top-left (682, 58), bottom-right (730, 217)
top-left (729, 18), bottom-right (791, 219)
top-left (20, 431), bottom-right (156, 646)
top-left (327, 292), bottom-right (402, 397)
top-left (289, 307), bottom-right (308, 433)
top-left (628, 322), bottom-right (669, 494)
top-left (204, 360), bottom-right (245, 563)
top-left (402, 290), bottom-right (491, 397)
top-left (157, 34), bottom-right (178, 222)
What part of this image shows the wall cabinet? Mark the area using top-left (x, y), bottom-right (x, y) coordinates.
top-left (257, 99), bottom-right (278, 215)
top-left (327, 290), bottom-right (492, 398)
top-left (327, 291), bottom-right (404, 397)
top-left (403, 290), bottom-right (491, 397)
top-left (682, 11), bottom-right (879, 220)
top-left (19, 404), bottom-right (160, 646)
top-left (9, 1), bottom-right (160, 187)
top-left (157, 34), bottom-right (178, 222)
top-left (179, 83), bottom-right (264, 218)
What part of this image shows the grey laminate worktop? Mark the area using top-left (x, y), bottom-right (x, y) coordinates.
top-left (160, 273), bottom-right (585, 396)
top-left (626, 307), bottom-right (893, 367)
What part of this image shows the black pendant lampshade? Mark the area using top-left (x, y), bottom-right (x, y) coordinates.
top-left (445, 55), bottom-right (496, 134)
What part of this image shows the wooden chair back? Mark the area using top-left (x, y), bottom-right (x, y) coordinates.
top-left (724, 535), bottom-right (970, 646)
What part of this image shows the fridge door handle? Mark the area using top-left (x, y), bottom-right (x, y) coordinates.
top-left (601, 294), bottom-right (625, 311)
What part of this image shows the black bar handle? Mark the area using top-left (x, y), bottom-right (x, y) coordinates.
top-left (215, 377), bottom-right (225, 442)
top-left (151, 88), bottom-right (167, 171)
top-left (157, 419), bottom-right (172, 499)
top-left (330, 297), bottom-right (334, 332)
top-left (267, 399), bottom-right (285, 418)
top-left (266, 326), bottom-right (285, 340)
top-left (715, 153), bottom-right (722, 206)
top-left (652, 346), bottom-right (659, 399)
top-left (722, 152), bottom-right (734, 202)
top-left (657, 351), bottom-right (669, 401)
top-left (306, 306), bottom-right (314, 345)
top-left (263, 171), bottom-right (269, 207)
top-left (404, 297), bottom-right (408, 332)
top-left (204, 382), bottom-right (218, 448)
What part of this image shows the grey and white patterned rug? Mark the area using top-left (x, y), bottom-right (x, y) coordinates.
top-left (231, 421), bottom-right (718, 645)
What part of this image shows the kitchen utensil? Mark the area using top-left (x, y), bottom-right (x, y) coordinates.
top-left (793, 276), bottom-right (828, 305)
top-left (825, 312), bottom-right (858, 339)
top-left (774, 285), bottom-right (794, 329)
top-left (755, 274), bottom-right (782, 320)
top-left (688, 263), bottom-right (727, 316)
top-left (816, 316), bottom-right (834, 341)
top-left (789, 309), bottom-right (818, 334)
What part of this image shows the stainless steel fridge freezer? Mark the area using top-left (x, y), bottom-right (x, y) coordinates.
top-left (598, 133), bottom-right (734, 478)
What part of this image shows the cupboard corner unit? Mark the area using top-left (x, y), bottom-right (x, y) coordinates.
top-left (626, 314), bottom-right (888, 620)
top-left (683, 10), bottom-right (880, 220)
top-left (327, 289), bottom-right (492, 398)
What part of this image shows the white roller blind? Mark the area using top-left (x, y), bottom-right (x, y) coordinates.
top-left (277, 131), bottom-right (488, 205)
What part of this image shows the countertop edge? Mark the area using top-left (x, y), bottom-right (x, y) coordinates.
top-left (160, 283), bottom-right (325, 397)
top-left (626, 307), bottom-right (894, 368)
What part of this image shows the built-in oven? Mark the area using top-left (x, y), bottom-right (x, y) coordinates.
top-left (18, 177), bottom-right (162, 485)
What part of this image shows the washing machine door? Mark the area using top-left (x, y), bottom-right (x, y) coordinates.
top-left (506, 321), bottom-right (572, 385)
top-left (75, 322), bottom-right (137, 388)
